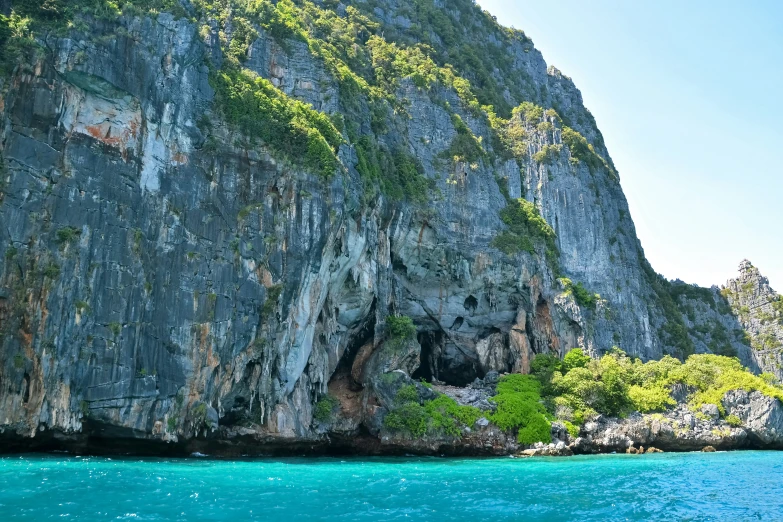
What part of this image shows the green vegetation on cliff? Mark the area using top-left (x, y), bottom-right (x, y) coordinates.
top-left (489, 375), bottom-right (552, 445)
top-left (558, 278), bottom-right (600, 310)
top-left (491, 197), bottom-right (556, 258)
top-left (210, 67), bottom-right (342, 177)
top-left (383, 385), bottom-right (481, 438)
top-left (639, 257), bottom-right (695, 359)
top-left (530, 349), bottom-right (783, 426)
top-left (3, 0), bottom-right (616, 203)
top-left (487, 348), bottom-right (783, 445)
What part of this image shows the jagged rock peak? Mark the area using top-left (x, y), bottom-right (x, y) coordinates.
top-left (721, 261), bottom-right (783, 378)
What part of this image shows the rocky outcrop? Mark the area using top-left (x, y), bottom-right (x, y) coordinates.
top-left (720, 261), bottom-right (783, 379)
top-left (723, 389), bottom-right (783, 447)
top-left (568, 392), bottom-right (783, 454)
top-left (0, 1), bottom-right (778, 455)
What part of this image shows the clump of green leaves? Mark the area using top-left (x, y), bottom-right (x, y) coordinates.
top-left (529, 349), bottom-right (783, 428)
top-left (491, 197), bottom-right (556, 258)
top-left (313, 394), bottom-right (339, 422)
top-left (387, 315), bottom-right (416, 341)
top-left (561, 127), bottom-right (615, 176)
top-left (489, 374), bottom-right (552, 445)
top-left (558, 277), bottom-right (600, 310)
top-left (56, 226), bottom-right (81, 245)
top-left (210, 67), bottom-right (342, 178)
top-left (383, 385), bottom-right (481, 437)
top-left (532, 144), bottom-right (562, 165)
top-left (725, 414), bottom-right (742, 427)
top-left (353, 135), bottom-right (432, 205)
top-left (262, 284), bottom-right (283, 318)
top-left (442, 113), bottom-right (484, 164)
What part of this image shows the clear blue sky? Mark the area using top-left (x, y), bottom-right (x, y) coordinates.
top-left (476, 0), bottom-right (783, 291)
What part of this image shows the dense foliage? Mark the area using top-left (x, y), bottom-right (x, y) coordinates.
top-left (484, 349), bottom-right (783, 446)
top-left (488, 374), bottom-right (552, 445)
top-left (313, 394), bottom-right (339, 422)
top-left (210, 68), bottom-right (342, 177)
top-left (491, 196), bottom-right (557, 262)
top-left (387, 315), bottom-right (416, 341)
top-left (538, 349), bottom-right (783, 423)
top-left (2, 0), bottom-right (618, 206)
top-left (383, 385), bottom-right (481, 437)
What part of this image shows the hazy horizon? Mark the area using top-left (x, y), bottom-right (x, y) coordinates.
top-left (477, 0), bottom-right (783, 292)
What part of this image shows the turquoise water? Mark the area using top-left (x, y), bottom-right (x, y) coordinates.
top-left (1, 452), bottom-right (782, 521)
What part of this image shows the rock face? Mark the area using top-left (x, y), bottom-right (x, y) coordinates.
top-left (0, 1), bottom-right (777, 454)
top-left (571, 391), bottom-right (783, 453)
top-left (720, 261), bottom-right (783, 379)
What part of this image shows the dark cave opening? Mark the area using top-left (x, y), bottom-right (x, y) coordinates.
top-left (438, 342), bottom-right (483, 387)
top-left (412, 331), bottom-right (483, 387)
top-left (411, 331), bottom-right (439, 382)
top-left (334, 299), bottom-right (377, 390)
top-left (463, 295), bottom-right (478, 315)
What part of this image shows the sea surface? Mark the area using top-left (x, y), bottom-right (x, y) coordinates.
top-left (1, 451), bottom-right (782, 521)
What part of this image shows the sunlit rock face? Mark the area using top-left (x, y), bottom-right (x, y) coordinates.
top-left (0, 2), bottom-right (774, 453)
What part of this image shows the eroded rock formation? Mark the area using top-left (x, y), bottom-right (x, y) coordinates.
top-left (0, 1), bottom-right (779, 454)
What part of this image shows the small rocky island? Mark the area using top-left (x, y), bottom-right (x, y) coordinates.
top-left (0, 1), bottom-right (781, 456)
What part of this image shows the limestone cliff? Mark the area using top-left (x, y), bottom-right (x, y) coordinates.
top-left (720, 261), bottom-right (783, 376)
top-left (0, 0), bottom-right (778, 454)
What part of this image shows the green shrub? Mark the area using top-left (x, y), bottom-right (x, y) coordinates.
top-left (531, 143), bottom-right (561, 165)
top-left (515, 102), bottom-right (544, 123)
top-left (424, 395), bottom-right (481, 436)
top-left (56, 226), bottom-right (81, 244)
top-left (353, 135), bottom-right (432, 205)
top-left (561, 348), bottom-right (590, 373)
top-left (670, 354), bottom-right (783, 414)
top-left (559, 278), bottom-right (599, 310)
top-left (42, 262), bottom-right (61, 279)
top-left (210, 67), bottom-right (342, 178)
top-left (262, 285), bottom-right (283, 318)
top-left (535, 349), bottom-right (783, 426)
top-left (561, 126), bottom-right (614, 175)
top-left (516, 413), bottom-right (553, 445)
top-left (489, 374), bottom-right (552, 445)
top-left (395, 384), bottom-right (420, 404)
top-left (530, 353), bottom-right (561, 377)
top-left (442, 113), bottom-right (484, 164)
top-left (562, 420), bottom-right (580, 439)
top-left (725, 414), bottom-right (742, 427)
top-left (384, 401), bottom-right (428, 436)
top-left (384, 388), bottom-right (480, 437)
top-left (491, 197), bottom-right (557, 261)
top-left (313, 394), bottom-right (339, 422)
top-left (387, 315), bottom-right (416, 341)
top-left (628, 384), bottom-right (675, 413)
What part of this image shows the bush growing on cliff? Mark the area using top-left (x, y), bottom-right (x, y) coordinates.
top-left (488, 374), bottom-right (552, 445)
top-left (313, 394), bottom-right (339, 423)
top-left (383, 385), bottom-right (481, 438)
top-left (530, 350), bottom-right (783, 427)
top-left (561, 348), bottom-right (591, 373)
top-left (491, 197), bottom-right (557, 261)
top-left (558, 278), bottom-right (599, 310)
top-left (210, 67), bottom-right (343, 178)
top-left (387, 315), bottom-right (416, 341)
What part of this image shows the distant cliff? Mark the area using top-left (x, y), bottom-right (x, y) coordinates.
top-left (0, 0), bottom-right (780, 454)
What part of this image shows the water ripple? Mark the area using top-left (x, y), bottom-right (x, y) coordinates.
top-left (1, 452), bottom-right (783, 520)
